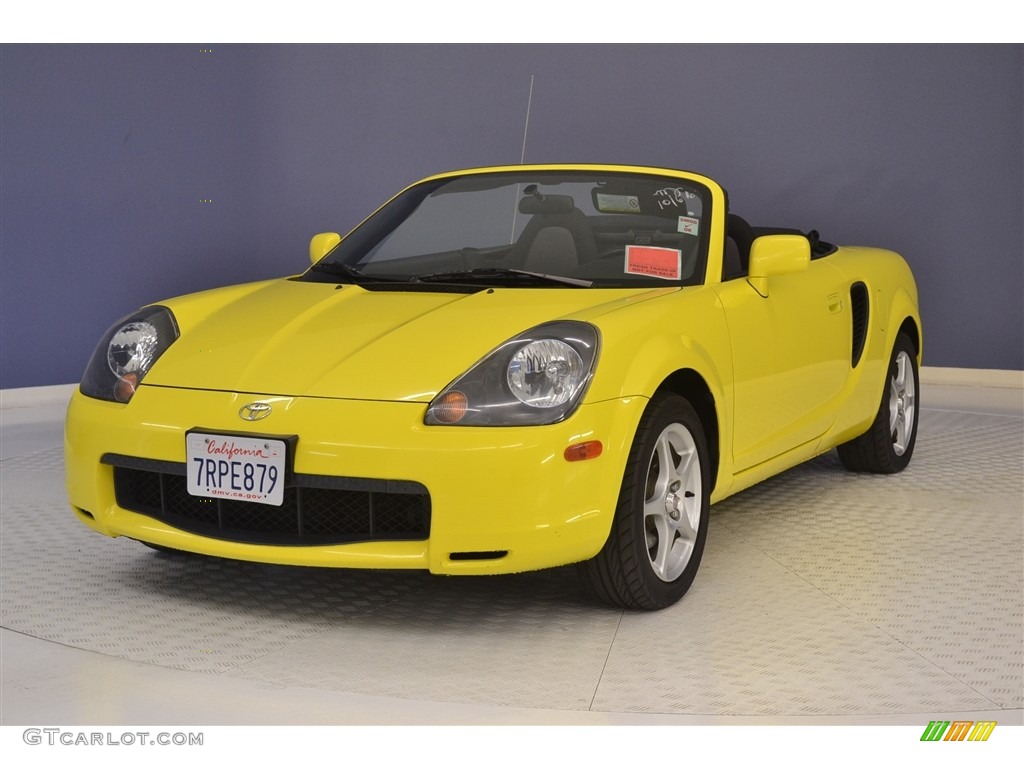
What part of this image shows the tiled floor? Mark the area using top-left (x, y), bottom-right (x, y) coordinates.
top-left (1, 383), bottom-right (1021, 725)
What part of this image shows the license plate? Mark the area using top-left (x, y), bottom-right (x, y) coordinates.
top-left (186, 432), bottom-right (286, 506)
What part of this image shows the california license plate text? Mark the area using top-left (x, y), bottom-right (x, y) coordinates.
top-left (185, 433), bottom-right (286, 506)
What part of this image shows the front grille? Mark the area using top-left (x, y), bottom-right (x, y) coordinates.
top-left (109, 460), bottom-right (430, 546)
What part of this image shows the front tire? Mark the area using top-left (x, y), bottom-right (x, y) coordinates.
top-left (838, 332), bottom-right (919, 473)
top-left (580, 393), bottom-right (710, 610)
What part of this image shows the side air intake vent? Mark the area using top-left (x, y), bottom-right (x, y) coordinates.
top-left (850, 282), bottom-right (869, 367)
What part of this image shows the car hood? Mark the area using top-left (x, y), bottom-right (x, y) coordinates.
top-left (144, 279), bottom-right (672, 401)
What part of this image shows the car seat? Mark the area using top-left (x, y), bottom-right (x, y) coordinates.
top-left (514, 194), bottom-right (597, 273)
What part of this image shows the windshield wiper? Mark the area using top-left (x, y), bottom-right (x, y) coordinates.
top-left (413, 268), bottom-right (593, 288)
top-left (309, 263), bottom-right (404, 283)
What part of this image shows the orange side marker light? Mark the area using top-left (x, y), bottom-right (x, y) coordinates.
top-left (564, 441), bottom-right (603, 462)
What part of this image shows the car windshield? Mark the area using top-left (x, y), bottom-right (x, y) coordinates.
top-left (303, 170), bottom-right (712, 289)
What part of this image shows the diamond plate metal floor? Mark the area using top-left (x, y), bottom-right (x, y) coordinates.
top-left (1, 385), bottom-right (1022, 725)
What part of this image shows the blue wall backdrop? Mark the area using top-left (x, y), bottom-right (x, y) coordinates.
top-left (1, 44), bottom-right (1021, 388)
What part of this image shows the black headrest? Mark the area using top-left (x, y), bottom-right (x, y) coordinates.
top-left (518, 194), bottom-right (575, 215)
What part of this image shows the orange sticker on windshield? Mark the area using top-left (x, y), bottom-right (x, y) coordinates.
top-left (625, 245), bottom-right (682, 280)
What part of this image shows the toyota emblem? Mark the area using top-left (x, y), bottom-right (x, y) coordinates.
top-left (239, 402), bottom-right (272, 421)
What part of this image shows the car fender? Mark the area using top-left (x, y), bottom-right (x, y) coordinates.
top-left (830, 246), bottom-right (920, 363)
top-left (156, 278), bottom-right (281, 331)
top-left (859, 282), bottom-right (922, 427)
top-left (884, 285), bottom-right (923, 362)
top-left (822, 257), bottom-right (922, 447)
top-left (586, 289), bottom-right (734, 498)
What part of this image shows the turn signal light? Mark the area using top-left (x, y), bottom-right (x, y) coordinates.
top-left (564, 440), bottom-right (603, 462)
top-left (113, 373), bottom-right (139, 403)
top-left (432, 391), bottom-right (468, 424)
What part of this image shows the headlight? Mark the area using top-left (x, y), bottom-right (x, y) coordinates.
top-left (508, 339), bottom-right (585, 408)
top-left (425, 321), bottom-right (599, 426)
top-left (80, 306), bottom-right (179, 403)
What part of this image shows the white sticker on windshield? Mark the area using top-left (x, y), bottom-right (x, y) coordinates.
top-left (596, 193), bottom-right (640, 214)
top-left (678, 216), bottom-right (700, 236)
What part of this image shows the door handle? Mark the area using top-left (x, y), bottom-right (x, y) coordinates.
top-left (827, 293), bottom-right (843, 314)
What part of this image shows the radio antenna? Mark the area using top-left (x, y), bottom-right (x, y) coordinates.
top-left (519, 74), bottom-right (535, 164)
top-left (509, 75), bottom-right (536, 244)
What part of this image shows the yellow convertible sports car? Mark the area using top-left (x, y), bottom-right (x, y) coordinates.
top-left (65, 164), bottom-right (921, 610)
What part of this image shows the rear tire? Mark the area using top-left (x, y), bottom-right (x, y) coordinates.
top-left (579, 393), bottom-right (710, 610)
top-left (838, 332), bottom-right (919, 473)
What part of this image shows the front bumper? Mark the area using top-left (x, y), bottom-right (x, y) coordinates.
top-left (65, 385), bottom-right (647, 575)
